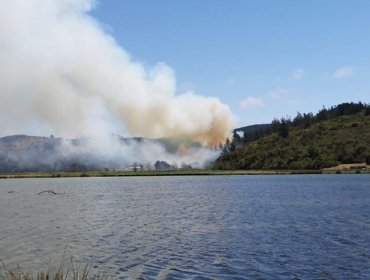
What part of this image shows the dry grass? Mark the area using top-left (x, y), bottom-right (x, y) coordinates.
top-left (323, 163), bottom-right (370, 171)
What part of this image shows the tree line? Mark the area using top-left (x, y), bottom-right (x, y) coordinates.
top-left (220, 102), bottom-right (370, 153)
top-left (214, 109), bottom-right (370, 170)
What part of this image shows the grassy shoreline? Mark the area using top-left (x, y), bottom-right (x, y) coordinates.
top-left (0, 167), bottom-right (369, 179)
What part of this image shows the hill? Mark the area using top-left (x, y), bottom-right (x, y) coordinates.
top-left (0, 135), bottom-right (202, 172)
top-left (214, 104), bottom-right (370, 170)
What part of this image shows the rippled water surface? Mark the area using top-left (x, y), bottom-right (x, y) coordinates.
top-left (1, 175), bottom-right (370, 279)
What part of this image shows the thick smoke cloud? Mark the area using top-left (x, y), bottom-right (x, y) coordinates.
top-left (0, 0), bottom-right (235, 146)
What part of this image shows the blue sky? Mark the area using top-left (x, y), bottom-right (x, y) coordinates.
top-left (91, 0), bottom-right (370, 127)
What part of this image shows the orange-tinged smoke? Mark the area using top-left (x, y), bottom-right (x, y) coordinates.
top-left (0, 0), bottom-right (236, 147)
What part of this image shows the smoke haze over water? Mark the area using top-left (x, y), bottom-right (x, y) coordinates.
top-left (0, 0), bottom-right (235, 167)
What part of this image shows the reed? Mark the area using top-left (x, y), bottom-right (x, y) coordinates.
top-left (0, 258), bottom-right (108, 280)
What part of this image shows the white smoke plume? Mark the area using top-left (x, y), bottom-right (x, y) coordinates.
top-left (0, 0), bottom-right (235, 143)
top-left (0, 0), bottom-right (236, 168)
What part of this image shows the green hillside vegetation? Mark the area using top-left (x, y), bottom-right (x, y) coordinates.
top-left (214, 102), bottom-right (370, 170)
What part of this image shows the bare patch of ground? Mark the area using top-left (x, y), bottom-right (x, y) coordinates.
top-left (324, 163), bottom-right (370, 171)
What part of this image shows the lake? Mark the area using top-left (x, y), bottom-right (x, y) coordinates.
top-left (0, 175), bottom-right (370, 279)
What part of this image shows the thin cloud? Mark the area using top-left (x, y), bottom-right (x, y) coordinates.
top-left (268, 88), bottom-right (290, 100)
top-left (333, 67), bottom-right (354, 78)
top-left (239, 97), bottom-right (264, 108)
top-left (292, 69), bottom-right (306, 80)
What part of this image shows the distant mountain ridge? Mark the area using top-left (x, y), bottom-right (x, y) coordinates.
top-left (0, 134), bottom-right (202, 172)
top-left (234, 124), bottom-right (270, 134)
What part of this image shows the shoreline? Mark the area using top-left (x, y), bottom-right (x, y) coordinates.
top-left (0, 168), bottom-right (369, 179)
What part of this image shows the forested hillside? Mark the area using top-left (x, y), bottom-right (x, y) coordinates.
top-left (214, 103), bottom-right (370, 170)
